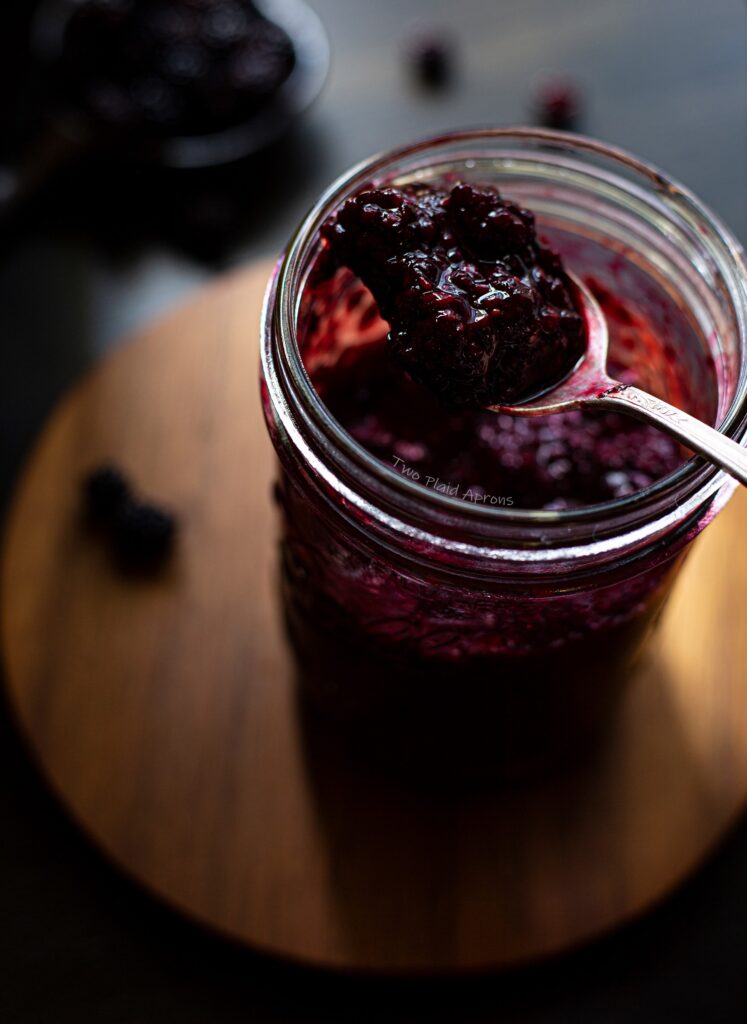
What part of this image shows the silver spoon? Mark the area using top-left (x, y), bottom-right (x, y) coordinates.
top-left (488, 274), bottom-right (747, 488)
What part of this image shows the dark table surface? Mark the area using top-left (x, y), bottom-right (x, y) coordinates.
top-left (2, 1), bottom-right (747, 1020)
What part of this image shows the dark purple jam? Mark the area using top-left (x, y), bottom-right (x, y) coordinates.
top-left (302, 268), bottom-right (684, 511)
top-left (315, 345), bottom-right (681, 510)
top-left (320, 182), bottom-right (585, 409)
top-left (53, 0), bottom-right (296, 137)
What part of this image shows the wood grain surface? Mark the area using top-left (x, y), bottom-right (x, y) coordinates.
top-left (3, 259), bottom-right (747, 973)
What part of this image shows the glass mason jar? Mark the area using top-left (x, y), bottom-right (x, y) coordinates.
top-left (260, 129), bottom-right (747, 781)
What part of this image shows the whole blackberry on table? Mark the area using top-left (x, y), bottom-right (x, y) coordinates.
top-left (83, 464), bottom-right (131, 522)
top-left (81, 462), bottom-right (178, 571)
top-left (113, 501), bottom-right (177, 569)
top-left (531, 77), bottom-right (583, 131)
top-left (405, 28), bottom-right (455, 89)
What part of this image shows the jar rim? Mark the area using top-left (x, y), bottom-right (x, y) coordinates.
top-left (266, 127), bottom-right (747, 535)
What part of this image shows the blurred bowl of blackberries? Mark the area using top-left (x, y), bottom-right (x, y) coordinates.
top-left (34, 0), bottom-right (329, 166)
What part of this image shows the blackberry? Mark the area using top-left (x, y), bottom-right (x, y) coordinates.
top-left (113, 501), bottom-right (177, 569)
top-left (407, 30), bottom-right (454, 89)
top-left (532, 77), bottom-right (582, 131)
top-left (83, 464), bottom-right (131, 522)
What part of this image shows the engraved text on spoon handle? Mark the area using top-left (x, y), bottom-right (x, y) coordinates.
top-left (595, 385), bottom-right (747, 489)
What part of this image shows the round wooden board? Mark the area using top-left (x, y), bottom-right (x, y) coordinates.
top-left (3, 259), bottom-right (747, 974)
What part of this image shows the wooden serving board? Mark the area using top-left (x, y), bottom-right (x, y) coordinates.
top-left (3, 259), bottom-right (747, 973)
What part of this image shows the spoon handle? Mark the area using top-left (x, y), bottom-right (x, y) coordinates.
top-left (596, 385), bottom-right (747, 488)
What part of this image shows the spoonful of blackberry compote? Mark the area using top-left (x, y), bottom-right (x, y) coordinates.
top-left (321, 180), bottom-right (747, 488)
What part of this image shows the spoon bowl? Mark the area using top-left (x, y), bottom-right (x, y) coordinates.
top-left (489, 275), bottom-right (614, 415)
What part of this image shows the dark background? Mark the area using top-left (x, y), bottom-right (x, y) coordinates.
top-left (2, 0), bottom-right (747, 1020)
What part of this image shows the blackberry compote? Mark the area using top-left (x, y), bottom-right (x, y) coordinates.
top-left (320, 181), bottom-right (585, 409)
